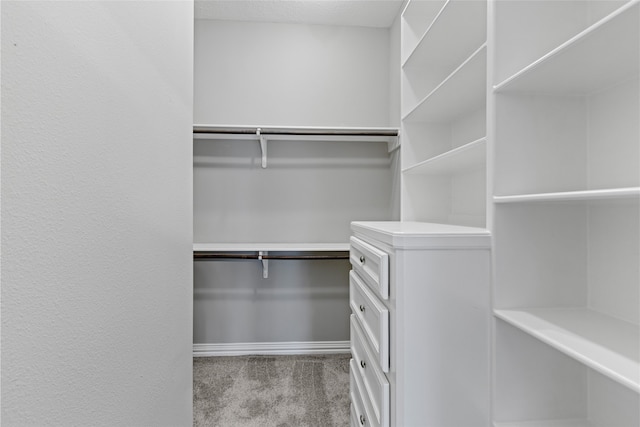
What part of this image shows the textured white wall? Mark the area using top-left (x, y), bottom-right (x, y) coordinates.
top-left (1, 2), bottom-right (193, 425)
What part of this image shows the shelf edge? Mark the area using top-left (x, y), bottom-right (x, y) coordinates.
top-left (402, 137), bottom-right (486, 174)
top-left (493, 188), bottom-right (640, 203)
top-left (494, 419), bottom-right (592, 427)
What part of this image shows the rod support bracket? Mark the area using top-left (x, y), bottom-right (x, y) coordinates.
top-left (257, 128), bottom-right (267, 168)
top-left (258, 251), bottom-right (269, 278)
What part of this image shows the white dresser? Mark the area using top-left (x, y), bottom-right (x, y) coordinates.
top-left (349, 221), bottom-right (492, 427)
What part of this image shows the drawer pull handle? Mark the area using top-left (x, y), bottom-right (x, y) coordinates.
top-left (359, 304), bottom-right (365, 312)
top-left (360, 359), bottom-right (366, 369)
top-left (360, 414), bottom-right (366, 425)
top-left (359, 255), bottom-right (365, 264)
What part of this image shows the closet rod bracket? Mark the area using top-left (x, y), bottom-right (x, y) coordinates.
top-left (257, 128), bottom-right (267, 168)
top-left (258, 250), bottom-right (269, 278)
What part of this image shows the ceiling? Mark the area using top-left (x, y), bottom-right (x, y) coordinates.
top-left (194, 0), bottom-right (405, 28)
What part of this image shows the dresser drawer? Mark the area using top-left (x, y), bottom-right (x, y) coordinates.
top-left (350, 359), bottom-right (378, 427)
top-left (350, 404), bottom-right (359, 427)
top-left (351, 315), bottom-right (390, 426)
top-left (350, 270), bottom-right (390, 372)
top-left (350, 236), bottom-right (389, 300)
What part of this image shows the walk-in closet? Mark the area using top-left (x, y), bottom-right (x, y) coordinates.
top-left (5, 0), bottom-right (636, 425)
top-left (193, 1), bottom-right (639, 426)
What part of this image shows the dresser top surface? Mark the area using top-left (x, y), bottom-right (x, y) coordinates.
top-left (351, 221), bottom-right (491, 249)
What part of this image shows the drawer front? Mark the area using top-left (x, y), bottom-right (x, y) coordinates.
top-left (350, 404), bottom-right (359, 427)
top-left (350, 270), bottom-right (390, 372)
top-left (350, 359), bottom-right (378, 427)
top-left (350, 236), bottom-right (389, 300)
top-left (351, 315), bottom-right (390, 427)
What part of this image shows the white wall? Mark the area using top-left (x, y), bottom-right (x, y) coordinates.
top-left (194, 257), bottom-right (352, 344)
top-left (1, 2), bottom-right (193, 425)
top-left (194, 139), bottom-right (394, 244)
top-left (194, 19), bottom-right (390, 126)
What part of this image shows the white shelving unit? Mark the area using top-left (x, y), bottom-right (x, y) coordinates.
top-left (492, 1), bottom-right (639, 426)
top-left (400, 0), bottom-right (488, 228)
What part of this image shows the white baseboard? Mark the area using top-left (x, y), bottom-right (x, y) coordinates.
top-left (193, 340), bottom-right (351, 357)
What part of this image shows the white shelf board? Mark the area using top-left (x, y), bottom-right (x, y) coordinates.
top-left (493, 188), bottom-right (640, 204)
top-left (494, 419), bottom-right (592, 427)
top-left (404, 44), bottom-right (486, 123)
top-left (494, 1), bottom-right (639, 94)
top-left (495, 308), bottom-right (640, 393)
top-left (403, 0), bottom-right (486, 70)
top-left (193, 242), bottom-right (350, 252)
top-left (403, 137), bottom-right (486, 175)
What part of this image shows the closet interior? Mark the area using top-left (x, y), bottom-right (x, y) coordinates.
top-left (192, 17), bottom-right (400, 352)
top-left (193, 0), bottom-right (639, 425)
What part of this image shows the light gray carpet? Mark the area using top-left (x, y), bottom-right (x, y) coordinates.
top-left (193, 354), bottom-right (351, 427)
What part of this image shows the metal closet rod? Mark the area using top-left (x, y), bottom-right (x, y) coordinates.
top-left (193, 125), bottom-right (398, 137)
top-left (193, 252), bottom-right (349, 260)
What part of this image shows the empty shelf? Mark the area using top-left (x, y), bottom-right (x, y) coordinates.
top-left (495, 308), bottom-right (640, 392)
top-left (494, 1), bottom-right (639, 94)
top-left (404, 44), bottom-right (486, 123)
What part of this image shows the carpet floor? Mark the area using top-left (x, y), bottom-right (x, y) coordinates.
top-left (193, 354), bottom-right (351, 427)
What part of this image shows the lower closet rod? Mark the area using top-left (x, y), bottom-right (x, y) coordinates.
top-left (193, 253), bottom-right (348, 260)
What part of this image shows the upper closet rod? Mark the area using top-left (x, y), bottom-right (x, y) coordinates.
top-left (193, 125), bottom-right (399, 137)
top-left (193, 125), bottom-right (400, 167)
